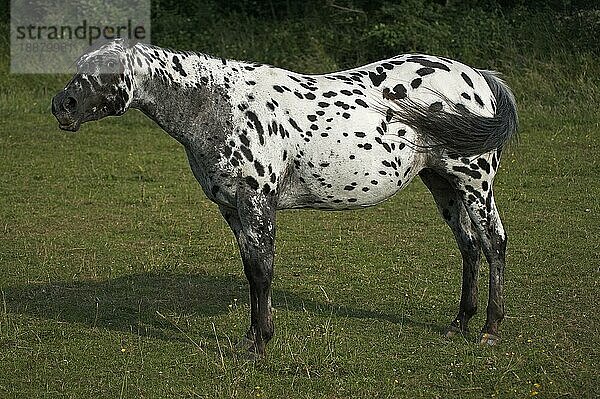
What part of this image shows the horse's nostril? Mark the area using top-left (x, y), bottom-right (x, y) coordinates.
top-left (63, 96), bottom-right (77, 112)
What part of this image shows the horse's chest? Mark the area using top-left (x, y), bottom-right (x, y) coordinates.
top-left (185, 146), bottom-right (238, 207)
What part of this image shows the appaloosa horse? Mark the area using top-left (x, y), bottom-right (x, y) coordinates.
top-left (52, 39), bottom-right (518, 356)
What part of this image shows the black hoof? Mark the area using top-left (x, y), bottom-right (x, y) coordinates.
top-left (235, 336), bottom-right (265, 360)
top-left (444, 319), bottom-right (470, 339)
top-left (444, 324), bottom-right (463, 338)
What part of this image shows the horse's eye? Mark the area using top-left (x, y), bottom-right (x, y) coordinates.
top-left (107, 61), bottom-right (116, 70)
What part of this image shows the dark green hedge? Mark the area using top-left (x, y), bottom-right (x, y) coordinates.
top-left (149, 0), bottom-right (598, 70)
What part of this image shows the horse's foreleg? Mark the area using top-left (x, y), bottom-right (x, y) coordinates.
top-left (219, 188), bottom-right (276, 357)
top-left (420, 169), bottom-right (482, 337)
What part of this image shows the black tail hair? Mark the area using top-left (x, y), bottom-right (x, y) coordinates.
top-left (386, 70), bottom-right (518, 156)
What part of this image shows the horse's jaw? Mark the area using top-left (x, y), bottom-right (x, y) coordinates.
top-left (57, 119), bottom-right (82, 132)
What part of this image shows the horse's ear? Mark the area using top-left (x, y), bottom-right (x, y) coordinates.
top-left (114, 37), bottom-right (132, 48)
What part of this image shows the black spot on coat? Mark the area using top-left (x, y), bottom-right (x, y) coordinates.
top-left (417, 67), bottom-right (435, 76)
top-left (239, 133), bottom-right (250, 147)
top-left (254, 160), bottom-right (265, 177)
top-left (477, 157), bottom-right (491, 174)
top-left (474, 93), bottom-right (484, 107)
top-left (429, 101), bottom-right (443, 112)
top-left (355, 99), bottom-right (368, 108)
top-left (407, 58), bottom-right (451, 71)
top-left (172, 56), bottom-right (187, 77)
top-left (452, 166), bottom-right (482, 179)
top-left (383, 84), bottom-right (407, 101)
top-left (245, 176), bottom-right (259, 190)
top-left (288, 118), bottom-right (302, 132)
top-left (245, 111), bottom-right (265, 145)
top-left (368, 71), bottom-right (387, 87)
top-left (461, 72), bottom-right (474, 88)
top-left (240, 145), bottom-right (254, 162)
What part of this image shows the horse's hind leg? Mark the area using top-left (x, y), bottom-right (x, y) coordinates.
top-left (419, 169), bottom-right (482, 337)
top-left (451, 168), bottom-right (507, 346)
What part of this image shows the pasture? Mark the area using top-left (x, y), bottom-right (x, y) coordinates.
top-left (1, 2), bottom-right (599, 397)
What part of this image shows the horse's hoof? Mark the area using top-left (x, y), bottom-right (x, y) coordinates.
top-left (479, 332), bottom-right (500, 346)
top-left (444, 324), bottom-right (462, 339)
top-left (242, 348), bottom-right (264, 361)
top-left (235, 335), bottom-right (255, 351)
top-left (235, 336), bottom-right (265, 360)
top-left (444, 321), bottom-right (469, 339)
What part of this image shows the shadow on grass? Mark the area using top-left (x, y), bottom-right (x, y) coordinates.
top-left (2, 272), bottom-right (439, 342)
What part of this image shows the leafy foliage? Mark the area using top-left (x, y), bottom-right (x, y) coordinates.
top-left (149, 0), bottom-right (598, 69)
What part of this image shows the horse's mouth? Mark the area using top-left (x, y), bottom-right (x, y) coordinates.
top-left (52, 99), bottom-right (82, 132)
top-left (58, 119), bottom-right (81, 132)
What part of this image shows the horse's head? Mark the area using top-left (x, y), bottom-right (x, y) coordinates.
top-left (52, 38), bottom-right (135, 132)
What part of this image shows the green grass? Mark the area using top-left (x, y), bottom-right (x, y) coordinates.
top-left (1, 88), bottom-right (598, 399)
top-left (1, 24), bottom-right (599, 399)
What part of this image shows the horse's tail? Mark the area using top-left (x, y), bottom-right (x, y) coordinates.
top-left (387, 70), bottom-right (518, 156)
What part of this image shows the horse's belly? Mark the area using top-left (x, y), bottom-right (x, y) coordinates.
top-left (278, 143), bottom-right (424, 210)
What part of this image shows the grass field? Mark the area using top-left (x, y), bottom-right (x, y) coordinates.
top-left (1, 25), bottom-right (600, 399)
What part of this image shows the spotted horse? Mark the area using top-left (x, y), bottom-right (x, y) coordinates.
top-left (52, 39), bottom-right (518, 357)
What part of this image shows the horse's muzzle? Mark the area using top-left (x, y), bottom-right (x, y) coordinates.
top-left (52, 91), bottom-right (81, 132)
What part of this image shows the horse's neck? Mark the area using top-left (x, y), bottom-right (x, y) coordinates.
top-left (129, 44), bottom-right (240, 145)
